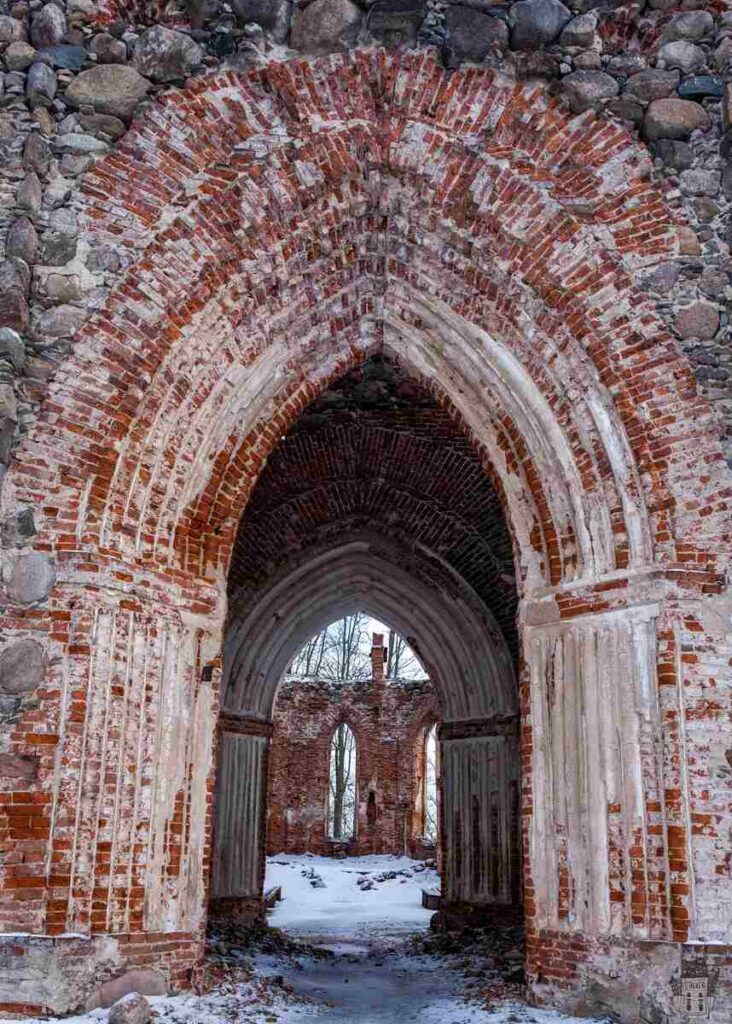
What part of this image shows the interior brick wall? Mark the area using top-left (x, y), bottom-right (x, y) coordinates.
top-left (266, 637), bottom-right (440, 860)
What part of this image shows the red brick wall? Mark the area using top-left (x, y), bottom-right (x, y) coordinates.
top-left (267, 640), bottom-right (440, 859)
top-left (0, 43), bottom-right (730, 1022)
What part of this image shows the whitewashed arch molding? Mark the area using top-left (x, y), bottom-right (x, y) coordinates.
top-left (223, 535), bottom-right (517, 723)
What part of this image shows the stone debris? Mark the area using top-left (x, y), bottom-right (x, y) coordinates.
top-left (301, 867), bottom-right (326, 889)
top-left (107, 993), bottom-right (151, 1024)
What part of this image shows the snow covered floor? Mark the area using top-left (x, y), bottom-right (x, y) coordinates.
top-left (257, 854), bottom-right (610, 1024)
top-left (16, 855), bottom-right (611, 1024)
top-left (264, 852), bottom-right (440, 950)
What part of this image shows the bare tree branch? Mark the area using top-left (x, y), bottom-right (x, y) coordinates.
top-left (386, 629), bottom-right (422, 679)
top-left (290, 616), bottom-right (424, 681)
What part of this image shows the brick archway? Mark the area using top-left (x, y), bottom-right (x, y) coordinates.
top-left (224, 537), bottom-right (516, 721)
top-left (216, 533), bottom-right (521, 923)
top-left (1, 50), bottom-right (731, 1019)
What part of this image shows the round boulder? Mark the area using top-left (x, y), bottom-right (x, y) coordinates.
top-left (366, 0), bottom-right (426, 49)
top-left (643, 98), bottom-right (710, 141)
top-left (562, 70), bottom-right (618, 113)
top-left (606, 54), bottom-right (646, 77)
top-left (231, 0), bottom-right (291, 44)
top-left (7, 552), bottom-right (55, 605)
top-left (559, 12), bottom-right (596, 50)
top-left (700, 268), bottom-right (728, 302)
top-left (0, 15), bottom-right (22, 45)
top-left (35, 304), bottom-right (86, 338)
top-left (64, 65), bottom-right (151, 122)
top-left (509, 0), bottom-right (572, 52)
top-left (0, 383), bottom-right (17, 463)
top-left (29, 4), bottom-right (66, 49)
top-left (0, 329), bottom-right (26, 374)
top-left (0, 261), bottom-right (29, 334)
top-left (652, 139), bottom-right (693, 171)
top-left (624, 69), bottom-right (680, 104)
top-left (290, 0), bottom-right (362, 55)
top-left (80, 112), bottom-right (127, 142)
top-left (678, 169), bottom-right (720, 198)
top-left (573, 51), bottom-right (602, 71)
top-left (607, 95), bottom-right (644, 127)
top-left (444, 7), bottom-right (507, 67)
top-left (17, 173), bottom-right (42, 219)
top-left (642, 262), bottom-right (680, 295)
top-left (108, 993), bottom-right (151, 1024)
top-left (0, 639), bottom-right (44, 695)
top-left (5, 41), bottom-right (37, 72)
top-left (662, 11), bottom-right (713, 44)
top-left (132, 25), bottom-right (203, 83)
top-left (90, 32), bottom-right (129, 65)
top-left (658, 40), bottom-right (705, 75)
top-left (26, 62), bottom-right (57, 109)
top-left (41, 230), bottom-right (77, 267)
top-left (675, 302), bottom-right (720, 341)
top-left (6, 217), bottom-right (38, 266)
top-left (714, 38), bottom-right (732, 72)
top-left (40, 44), bottom-right (86, 71)
top-left (24, 133), bottom-right (52, 177)
top-left (0, 753), bottom-right (37, 784)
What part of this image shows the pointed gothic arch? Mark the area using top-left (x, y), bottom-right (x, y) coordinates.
top-left (0, 50), bottom-right (730, 1020)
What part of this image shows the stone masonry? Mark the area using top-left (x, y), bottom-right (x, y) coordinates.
top-left (0, 0), bottom-right (729, 1021)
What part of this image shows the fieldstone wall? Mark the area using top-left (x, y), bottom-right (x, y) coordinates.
top-left (0, 0), bottom-right (731, 482)
top-left (0, 1), bottom-right (730, 1021)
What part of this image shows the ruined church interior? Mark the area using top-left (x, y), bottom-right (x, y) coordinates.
top-left (0, 0), bottom-right (730, 1022)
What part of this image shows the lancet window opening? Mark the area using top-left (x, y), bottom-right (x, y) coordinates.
top-left (327, 722), bottom-right (358, 841)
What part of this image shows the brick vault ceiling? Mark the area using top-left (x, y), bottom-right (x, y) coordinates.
top-left (228, 354), bottom-right (518, 659)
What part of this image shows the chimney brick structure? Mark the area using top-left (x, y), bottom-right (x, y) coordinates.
top-left (266, 634), bottom-right (440, 860)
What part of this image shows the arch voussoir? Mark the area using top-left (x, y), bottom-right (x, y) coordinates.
top-left (0, 46), bottom-right (730, 1023)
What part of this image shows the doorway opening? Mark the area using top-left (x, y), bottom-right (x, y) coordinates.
top-left (212, 354), bottom-right (524, 1011)
top-left (264, 617), bottom-right (442, 953)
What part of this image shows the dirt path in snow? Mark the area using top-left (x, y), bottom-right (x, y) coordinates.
top-left (256, 855), bottom-right (608, 1024)
top-left (17, 855), bottom-right (610, 1024)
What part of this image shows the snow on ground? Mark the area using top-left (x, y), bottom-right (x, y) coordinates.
top-left (14, 855), bottom-right (612, 1024)
top-left (264, 852), bottom-right (440, 949)
top-left (258, 854), bottom-right (611, 1024)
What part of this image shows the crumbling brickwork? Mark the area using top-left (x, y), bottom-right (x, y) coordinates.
top-left (266, 637), bottom-right (440, 859)
top-left (0, 0), bottom-right (730, 1020)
